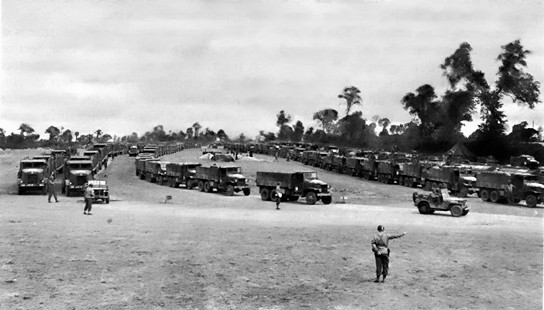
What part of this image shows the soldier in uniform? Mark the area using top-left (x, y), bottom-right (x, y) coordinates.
top-left (275, 182), bottom-right (282, 210)
top-left (47, 172), bottom-right (59, 203)
top-left (83, 183), bottom-right (95, 215)
top-left (371, 225), bottom-right (406, 283)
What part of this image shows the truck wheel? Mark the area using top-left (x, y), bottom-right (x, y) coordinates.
top-left (140, 174), bottom-right (145, 180)
top-left (66, 188), bottom-right (71, 197)
top-left (198, 181), bottom-right (204, 192)
top-left (204, 181), bottom-right (211, 193)
top-left (526, 195), bottom-right (538, 208)
top-left (186, 180), bottom-right (193, 190)
top-left (458, 187), bottom-right (469, 198)
top-left (243, 188), bottom-right (250, 196)
top-left (418, 202), bottom-right (431, 214)
top-left (490, 190), bottom-right (500, 203)
top-left (480, 189), bottom-right (490, 202)
top-left (321, 196), bottom-right (332, 205)
top-left (306, 192), bottom-right (317, 205)
top-left (18, 187), bottom-right (23, 195)
top-left (450, 205), bottom-right (463, 217)
top-left (106, 198), bottom-right (110, 204)
top-left (225, 185), bottom-right (234, 196)
top-left (260, 188), bottom-right (270, 201)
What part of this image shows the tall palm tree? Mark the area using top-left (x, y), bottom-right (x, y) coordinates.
top-left (338, 86), bottom-right (362, 117)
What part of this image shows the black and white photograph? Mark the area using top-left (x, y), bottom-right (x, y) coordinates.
top-left (1, 0), bottom-right (543, 309)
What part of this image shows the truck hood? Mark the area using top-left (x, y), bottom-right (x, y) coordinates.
top-left (227, 173), bottom-right (245, 179)
top-left (460, 176), bottom-right (476, 182)
top-left (307, 179), bottom-right (327, 186)
top-left (526, 182), bottom-right (544, 190)
top-left (22, 168), bottom-right (44, 174)
top-left (70, 170), bottom-right (92, 176)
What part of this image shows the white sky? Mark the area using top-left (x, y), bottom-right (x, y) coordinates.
top-left (1, 0), bottom-right (543, 139)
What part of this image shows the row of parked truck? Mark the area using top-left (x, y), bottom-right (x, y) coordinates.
top-left (223, 142), bottom-right (544, 208)
top-left (134, 154), bottom-right (333, 205)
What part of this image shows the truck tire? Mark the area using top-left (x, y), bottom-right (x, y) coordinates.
top-left (480, 189), bottom-right (490, 202)
top-left (450, 205), bottom-right (463, 217)
top-left (260, 188), bottom-right (270, 201)
top-left (417, 202), bottom-right (431, 214)
top-left (526, 195), bottom-right (538, 208)
top-left (204, 181), bottom-right (211, 193)
top-left (198, 181), bottom-right (204, 192)
top-left (306, 192), bottom-right (317, 205)
top-left (106, 198), bottom-right (110, 204)
top-left (66, 188), bottom-right (71, 197)
top-left (243, 188), bottom-right (250, 196)
top-left (458, 187), bottom-right (469, 198)
top-left (225, 185), bottom-right (234, 196)
top-left (321, 196), bottom-right (332, 205)
top-left (18, 187), bottom-right (23, 195)
top-left (490, 190), bottom-right (500, 203)
top-left (186, 180), bottom-right (194, 190)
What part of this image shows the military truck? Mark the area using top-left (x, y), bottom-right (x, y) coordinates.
top-left (195, 165), bottom-right (250, 196)
top-left (164, 162), bottom-right (202, 188)
top-left (421, 165), bottom-right (477, 197)
top-left (89, 143), bottom-right (111, 168)
top-left (62, 159), bottom-right (94, 196)
top-left (135, 156), bottom-right (158, 178)
top-left (476, 170), bottom-right (544, 207)
top-left (17, 158), bottom-right (51, 194)
top-left (82, 150), bottom-right (102, 173)
top-left (360, 156), bottom-right (378, 180)
top-left (128, 145), bottom-right (140, 157)
top-left (143, 160), bottom-right (169, 184)
top-left (255, 171), bottom-right (332, 205)
top-left (345, 157), bottom-right (364, 176)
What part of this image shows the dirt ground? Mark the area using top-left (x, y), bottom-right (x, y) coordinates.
top-left (1, 148), bottom-right (542, 309)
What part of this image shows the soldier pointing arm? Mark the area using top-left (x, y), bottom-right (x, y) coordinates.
top-left (371, 225), bottom-right (406, 283)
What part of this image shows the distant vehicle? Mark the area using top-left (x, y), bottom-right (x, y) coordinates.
top-left (476, 170), bottom-right (544, 207)
top-left (412, 188), bottom-right (470, 217)
top-left (128, 145), bottom-right (140, 157)
top-left (195, 165), bottom-right (250, 196)
top-left (62, 159), bottom-right (94, 196)
top-left (164, 162), bottom-right (202, 189)
top-left (87, 179), bottom-right (109, 204)
top-left (256, 171), bottom-right (332, 205)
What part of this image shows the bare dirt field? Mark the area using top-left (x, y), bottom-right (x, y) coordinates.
top-left (1, 148), bottom-right (542, 309)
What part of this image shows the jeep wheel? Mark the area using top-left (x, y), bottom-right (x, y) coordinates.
top-left (458, 187), bottom-right (469, 198)
top-left (204, 181), bottom-right (211, 193)
top-left (321, 196), bottom-right (332, 205)
top-left (450, 205), bottom-right (463, 217)
top-left (526, 195), bottom-right (538, 208)
top-left (480, 189), bottom-right (490, 202)
top-left (490, 190), bottom-right (500, 203)
top-left (306, 192), bottom-right (318, 205)
top-left (198, 181), bottom-right (204, 192)
top-left (417, 202), bottom-right (431, 214)
top-left (260, 188), bottom-right (270, 201)
top-left (462, 209), bottom-right (469, 215)
top-left (243, 188), bottom-right (250, 196)
top-left (225, 185), bottom-right (234, 196)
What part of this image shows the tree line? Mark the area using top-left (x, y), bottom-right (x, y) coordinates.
top-left (1, 40), bottom-right (542, 162)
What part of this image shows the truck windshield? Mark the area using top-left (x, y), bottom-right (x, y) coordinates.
top-left (226, 167), bottom-right (241, 174)
top-left (69, 163), bottom-right (92, 170)
top-left (523, 175), bottom-right (538, 182)
top-left (21, 162), bottom-right (45, 169)
top-left (303, 172), bottom-right (317, 180)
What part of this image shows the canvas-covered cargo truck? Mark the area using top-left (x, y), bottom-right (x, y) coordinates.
top-left (143, 160), bottom-right (169, 183)
top-left (195, 165), bottom-right (250, 196)
top-left (360, 157), bottom-right (378, 180)
top-left (376, 160), bottom-right (400, 184)
top-left (302, 150), bottom-right (318, 166)
top-left (399, 161), bottom-right (423, 188)
top-left (17, 159), bottom-right (50, 195)
top-left (421, 165), bottom-right (477, 197)
top-left (331, 155), bottom-right (347, 174)
top-left (164, 162), bottom-right (202, 188)
top-left (62, 159), bottom-right (94, 196)
top-left (320, 153), bottom-right (334, 170)
top-left (345, 157), bottom-right (364, 176)
top-left (255, 171), bottom-right (332, 205)
top-left (476, 170), bottom-right (544, 207)
top-left (82, 150), bottom-right (102, 173)
top-left (135, 156), bottom-right (158, 178)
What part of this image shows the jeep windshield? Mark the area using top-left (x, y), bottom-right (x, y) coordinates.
top-left (303, 172), bottom-right (318, 180)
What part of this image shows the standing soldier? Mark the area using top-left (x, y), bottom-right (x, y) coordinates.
top-left (47, 172), bottom-right (59, 203)
top-left (371, 225), bottom-right (406, 283)
top-left (505, 180), bottom-right (516, 205)
top-left (275, 182), bottom-right (282, 210)
top-left (83, 183), bottom-right (95, 215)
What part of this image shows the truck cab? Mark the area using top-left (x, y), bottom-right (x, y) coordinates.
top-left (196, 165), bottom-right (250, 196)
top-left (17, 159), bottom-right (50, 194)
top-left (63, 160), bottom-right (94, 196)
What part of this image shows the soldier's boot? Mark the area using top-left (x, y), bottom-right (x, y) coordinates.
top-left (381, 275), bottom-right (386, 283)
top-left (373, 276), bottom-right (380, 283)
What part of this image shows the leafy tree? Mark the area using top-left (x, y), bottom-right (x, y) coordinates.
top-left (186, 127), bottom-right (194, 140)
top-left (338, 86), bottom-right (362, 116)
top-left (378, 118), bottom-right (390, 136)
top-left (18, 123), bottom-right (35, 136)
top-left (45, 126), bottom-right (61, 141)
top-left (217, 129), bottom-right (229, 141)
top-left (74, 131), bottom-right (80, 142)
top-left (278, 125), bottom-right (294, 141)
top-left (313, 109), bottom-right (338, 134)
top-left (128, 132), bottom-right (139, 142)
top-left (99, 134), bottom-right (112, 142)
top-left (61, 129), bottom-right (72, 144)
top-left (192, 122), bottom-right (202, 139)
top-left (276, 110), bottom-right (291, 127)
top-left (95, 129), bottom-right (102, 139)
top-left (292, 121), bottom-right (304, 142)
top-left (337, 111), bottom-right (366, 143)
top-left (508, 121), bottom-right (539, 142)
